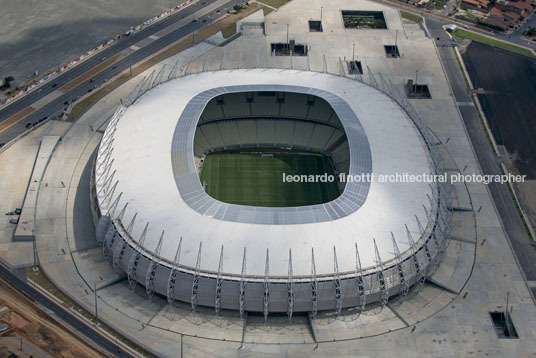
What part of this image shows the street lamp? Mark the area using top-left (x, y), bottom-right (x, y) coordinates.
top-left (287, 24), bottom-right (289, 49)
top-left (415, 69), bottom-right (419, 95)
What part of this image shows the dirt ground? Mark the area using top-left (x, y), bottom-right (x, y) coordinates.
top-left (0, 334), bottom-right (54, 358)
top-left (0, 279), bottom-right (104, 358)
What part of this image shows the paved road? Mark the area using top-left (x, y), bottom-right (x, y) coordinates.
top-left (0, 262), bottom-right (133, 357)
top-left (374, 0), bottom-right (536, 49)
top-left (427, 19), bottom-right (536, 282)
top-left (0, 0), bottom-right (243, 144)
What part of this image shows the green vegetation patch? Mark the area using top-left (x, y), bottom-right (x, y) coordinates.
top-left (259, 0), bottom-right (291, 16)
top-left (342, 10), bottom-right (387, 29)
top-left (221, 23), bottom-right (237, 38)
top-left (199, 148), bottom-right (340, 207)
top-left (454, 29), bottom-right (536, 58)
top-left (400, 10), bottom-right (423, 23)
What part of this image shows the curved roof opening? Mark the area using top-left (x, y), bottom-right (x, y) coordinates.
top-left (171, 85), bottom-right (373, 224)
top-left (194, 91), bottom-right (349, 208)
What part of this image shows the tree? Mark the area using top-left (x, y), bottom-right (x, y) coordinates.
top-left (2, 76), bottom-right (14, 89)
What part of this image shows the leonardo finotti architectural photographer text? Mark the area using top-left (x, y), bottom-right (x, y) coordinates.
top-left (282, 172), bottom-right (526, 185)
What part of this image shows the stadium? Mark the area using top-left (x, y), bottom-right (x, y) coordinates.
top-left (93, 68), bottom-right (451, 320)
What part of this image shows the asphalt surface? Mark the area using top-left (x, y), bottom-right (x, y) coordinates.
top-left (0, 0), bottom-right (243, 145)
top-left (373, 0), bottom-right (536, 49)
top-left (462, 41), bottom-right (536, 179)
top-left (0, 262), bottom-right (132, 357)
top-left (428, 19), bottom-right (536, 282)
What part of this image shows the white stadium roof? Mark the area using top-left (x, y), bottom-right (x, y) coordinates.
top-left (100, 69), bottom-right (433, 278)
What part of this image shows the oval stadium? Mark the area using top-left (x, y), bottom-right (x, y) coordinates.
top-left (94, 68), bottom-right (451, 319)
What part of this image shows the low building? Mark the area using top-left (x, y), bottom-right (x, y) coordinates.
top-left (482, 16), bottom-right (516, 29)
top-left (508, 0), bottom-right (534, 14)
top-left (462, 0), bottom-right (491, 12)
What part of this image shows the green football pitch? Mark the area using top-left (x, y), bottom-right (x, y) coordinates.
top-left (199, 148), bottom-right (341, 207)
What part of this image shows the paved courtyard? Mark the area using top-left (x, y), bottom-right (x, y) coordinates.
top-left (0, 0), bottom-right (535, 356)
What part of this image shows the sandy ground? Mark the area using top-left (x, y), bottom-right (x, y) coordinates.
top-left (0, 334), bottom-right (54, 358)
top-left (0, 0), bottom-right (179, 87)
top-left (0, 279), bottom-right (104, 358)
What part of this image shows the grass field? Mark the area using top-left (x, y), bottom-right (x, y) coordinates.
top-left (257, 0), bottom-right (291, 15)
top-left (454, 29), bottom-right (536, 58)
top-left (400, 10), bottom-right (423, 23)
top-left (200, 148), bottom-right (340, 207)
